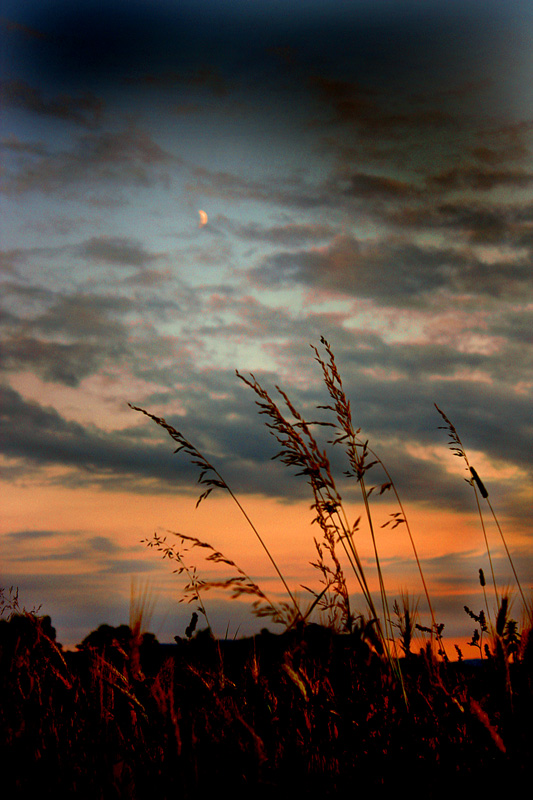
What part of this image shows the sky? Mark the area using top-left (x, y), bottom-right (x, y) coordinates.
top-left (1, 0), bottom-right (532, 652)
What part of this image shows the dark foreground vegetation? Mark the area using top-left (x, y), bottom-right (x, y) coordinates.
top-left (1, 604), bottom-right (532, 799)
top-left (2, 340), bottom-right (531, 797)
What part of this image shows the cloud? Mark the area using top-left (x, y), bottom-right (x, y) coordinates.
top-left (0, 79), bottom-right (104, 126)
top-left (391, 202), bottom-right (516, 244)
top-left (430, 165), bottom-right (533, 192)
top-left (308, 74), bottom-right (464, 179)
top-left (0, 383), bottom-right (175, 488)
top-left (253, 234), bottom-right (460, 305)
top-left (1, 136), bottom-right (49, 158)
top-left (492, 306), bottom-right (533, 345)
top-left (5, 529), bottom-right (58, 540)
top-left (77, 236), bottom-right (162, 267)
top-left (0, 236), bottom-right (530, 521)
top-left (4, 529), bottom-right (126, 562)
top-left (0, 280), bottom-right (188, 386)
top-left (3, 125), bottom-right (177, 197)
top-left (1, 16), bottom-right (47, 41)
top-left (190, 167), bottom-right (334, 211)
top-left (123, 66), bottom-right (229, 96)
top-left (254, 232), bottom-right (533, 307)
top-left (0, 376), bottom-right (292, 500)
top-left (228, 220), bottom-right (337, 246)
top-left (1, 337), bottom-right (105, 386)
top-left (342, 172), bottom-right (419, 201)
top-left (87, 535), bottom-right (121, 554)
top-left (1, 311), bottom-right (531, 545)
top-left (0, 288), bottom-right (135, 385)
top-left (310, 74), bottom-right (454, 140)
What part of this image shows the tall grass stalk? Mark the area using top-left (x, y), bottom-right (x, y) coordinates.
top-left (364, 444), bottom-right (447, 658)
top-left (309, 339), bottom-right (405, 658)
top-left (478, 568), bottom-right (495, 636)
top-left (235, 370), bottom-right (379, 633)
top-left (486, 499), bottom-right (531, 623)
top-left (147, 530), bottom-right (293, 626)
top-left (129, 403), bottom-right (302, 623)
top-left (435, 404), bottom-right (529, 622)
top-left (144, 532), bottom-right (213, 629)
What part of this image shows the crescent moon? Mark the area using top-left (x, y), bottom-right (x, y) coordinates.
top-left (198, 209), bottom-right (208, 227)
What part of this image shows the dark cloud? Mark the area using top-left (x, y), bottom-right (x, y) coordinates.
top-left (77, 236), bottom-right (162, 267)
top-left (230, 221), bottom-right (337, 246)
top-left (492, 306), bottom-right (533, 345)
top-left (0, 78), bottom-right (104, 126)
top-left (3, 125), bottom-right (176, 196)
top-left (319, 340), bottom-right (533, 496)
top-left (1, 136), bottom-right (49, 158)
top-left (5, 529), bottom-right (58, 540)
top-left (254, 235), bottom-right (461, 305)
top-left (310, 74), bottom-right (457, 140)
top-left (1, 259), bottom-right (530, 516)
top-left (0, 376), bottom-right (289, 502)
top-left (0, 383), bottom-right (179, 488)
top-left (0, 365), bottom-right (473, 512)
top-left (393, 203), bottom-right (516, 244)
top-left (190, 167), bottom-right (333, 211)
top-left (0, 284), bottom-right (186, 386)
top-left (308, 76), bottom-right (487, 184)
top-left (0, 286), bottom-right (129, 383)
top-left (87, 536), bottom-right (121, 554)
top-left (123, 66), bottom-right (229, 96)
top-left (430, 165), bottom-right (533, 192)
top-left (0, 16), bottom-right (47, 41)
top-left (342, 171), bottom-right (419, 201)
top-left (1, 335), bottom-right (102, 386)
top-left (1, 383), bottom-right (88, 441)
top-left (35, 293), bottom-right (132, 337)
top-left (254, 233), bottom-right (533, 306)
top-left (4, 528), bottom-right (133, 564)
top-left (388, 198), bottom-right (533, 255)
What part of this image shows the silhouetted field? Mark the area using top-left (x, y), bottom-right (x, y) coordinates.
top-left (0, 608), bottom-right (531, 799)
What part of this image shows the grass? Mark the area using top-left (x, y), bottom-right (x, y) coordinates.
top-left (1, 338), bottom-right (531, 797)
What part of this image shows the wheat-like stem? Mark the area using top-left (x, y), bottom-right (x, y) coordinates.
top-left (236, 370), bottom-right (381, 633)
top-left (129, 403), bottom-right (302, 621)
top-left (435, 404), bottom-right (529, 621)
top-left (362, 444), bottom-right (449, 660)
top-left (486, 498), bottom-right (530, 623)
top-left (310, 338), bottom-right (408, 692)
top-left (143, 532), bottom-right (213, 629)
top-left (435, 404), bottom-right (499, 604)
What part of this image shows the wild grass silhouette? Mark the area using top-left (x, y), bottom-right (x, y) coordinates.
top-left (1, 339), bottom-right (531, 797)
